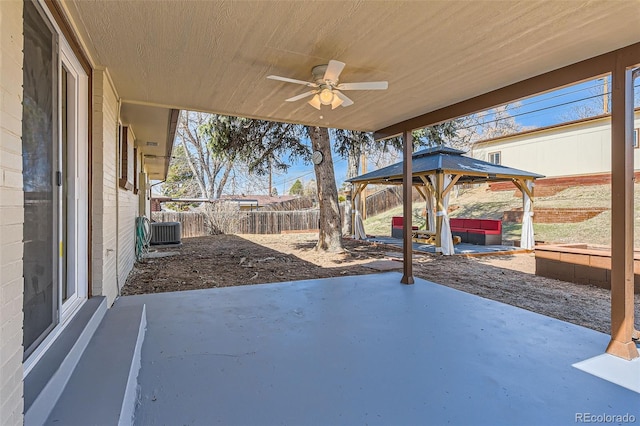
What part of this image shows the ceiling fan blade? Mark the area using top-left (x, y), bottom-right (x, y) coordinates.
top-left (323, 60), bottom-right (346, 82)
top-left (334, 90), bottom-right (354, 107)
top-left (308, 94), bottom-right (322, 110)
top-left (285, 90), bottom-right (318, 102)
top-left (267, 75), bottom-right (317, 87)
top-left (336, 81), bottom-right (388, 91)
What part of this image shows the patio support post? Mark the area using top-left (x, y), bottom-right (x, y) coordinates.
top-left (606, 64), bottom-right (638, 360)
top-left (401, 130), bottom-right (414, 284)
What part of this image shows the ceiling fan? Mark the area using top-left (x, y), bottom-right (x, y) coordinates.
top-left (267, 60), bottom-right (388, 110)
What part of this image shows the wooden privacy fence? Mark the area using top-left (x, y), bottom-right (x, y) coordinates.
top-left (151, 212), bottom-right (207, 237)
top-left (238, 210), bottom-right (319, 234)
top-left (152, 210), bottom-right (322, 235)
top-left (363, 186), bottom-right (422, 217)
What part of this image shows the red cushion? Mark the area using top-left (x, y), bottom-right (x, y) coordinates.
top-left (465, 219), bottom-right (482, 230)
top-left (480, 220), bottom-right (500, 231)
top-left (450, 218), bottom-right (464, 228)
top-left (468, 229), bottom-right (500, 235)
top-left (392, 216), bottom-right (403, 227)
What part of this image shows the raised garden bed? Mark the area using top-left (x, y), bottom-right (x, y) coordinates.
top-left (535, 243), bottom-right (640, 293)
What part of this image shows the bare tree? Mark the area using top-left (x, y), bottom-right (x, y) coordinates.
top-left (173, 111), bottom-right (236, 199)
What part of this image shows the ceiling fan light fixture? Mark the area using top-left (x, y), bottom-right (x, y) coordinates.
top-left (319, 88), bottom-right (334, 105)
top-left (331, 95), bottom-right (343, 109)
top-left (308, 94), bottom-right (322, 110)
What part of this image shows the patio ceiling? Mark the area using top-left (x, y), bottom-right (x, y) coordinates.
top-left (62, 0), bottom-right (640, 137)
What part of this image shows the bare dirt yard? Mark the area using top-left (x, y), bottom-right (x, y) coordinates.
top-left (123, 233), bottom-right (640, 335)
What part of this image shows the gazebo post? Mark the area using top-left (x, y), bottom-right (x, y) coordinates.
top-left (401, 130), bottom-right (414, 284)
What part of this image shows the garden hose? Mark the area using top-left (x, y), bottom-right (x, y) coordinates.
top-left (135, 216), bottom-right (152, 261)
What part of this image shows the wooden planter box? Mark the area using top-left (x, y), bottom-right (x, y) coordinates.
top-left (535, 243), bottom-right (640, 293)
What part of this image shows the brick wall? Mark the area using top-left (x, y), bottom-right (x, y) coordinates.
top-left (503, 207), bottom-right (609, 224)
top-left (490, 172), bottom-right (640, 193)
top-left (91, 70), bottom-right (119, 305)
top-left (0, 1), bottom-right (24, 424)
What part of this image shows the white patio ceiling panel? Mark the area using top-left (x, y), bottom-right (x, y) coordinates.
top-left (64, 1), bottom-right (640, 132)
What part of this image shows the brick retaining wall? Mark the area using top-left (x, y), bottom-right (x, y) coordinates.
top-left (503, 207), bottom-right (609, 223)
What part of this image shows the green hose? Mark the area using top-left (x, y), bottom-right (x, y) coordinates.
top-left (135, 216), bottom-right (152, 261)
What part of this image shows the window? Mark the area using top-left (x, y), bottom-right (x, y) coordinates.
top-left (634, 129), bottom-right (639, 149)
top-left (119, 126), bottom-right (133, 190)
top-left (133, 147), bottom-right (139, 194)
top-left (488, 151), bottom-right (501, 165)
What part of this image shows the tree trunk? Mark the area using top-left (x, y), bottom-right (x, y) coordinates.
top-left (307, 126), bottom-right (343, 252)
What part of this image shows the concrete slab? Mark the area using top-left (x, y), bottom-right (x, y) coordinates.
top-left (574, 353), bottom-right (640, 393)
top-left (25, 297), bottom-right (107, 426)
top-left (114, 273), bottom-right (640, 425)
top-left (44, 303), bottom-right (146, 426)
top-left (143, 251), bottom-right (180, 259)
top-left (363, 259), bottom-right (403, 271)
top-left (367, 237), bottom-right (526, 256)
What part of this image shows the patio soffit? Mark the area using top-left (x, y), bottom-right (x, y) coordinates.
top-left (63, 1), bottom-right (640, 133)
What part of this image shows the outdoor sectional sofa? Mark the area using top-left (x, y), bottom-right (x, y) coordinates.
top-left (450, 218), bottom-right (502, 245)
top-left (391, 216), bottom-right (419, 239)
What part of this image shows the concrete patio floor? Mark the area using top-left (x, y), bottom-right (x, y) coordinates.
top-left (115, 272), bottom-right (639, 425)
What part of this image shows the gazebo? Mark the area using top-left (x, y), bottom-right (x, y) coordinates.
top-left (347, 146), bottom-right (544, 255)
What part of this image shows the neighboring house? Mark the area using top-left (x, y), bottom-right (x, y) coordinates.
top-left (471, 111), bottom-right (640, 183)
top-left (1, 1), bottom-right (175, 423)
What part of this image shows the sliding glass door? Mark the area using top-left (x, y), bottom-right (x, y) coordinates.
top-left (22, 0), bottom-right (89, 360)
top-left (22, 0), bottom-right (58, 358)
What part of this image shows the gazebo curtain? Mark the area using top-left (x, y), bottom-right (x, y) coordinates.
top-left (521, 180), bottom-right (535, 250)
top-left (353, 210), bottom-right (367, 240)
top-left (429, 174), bottom-right (455, 256)
top-left (425, 176), bottom-right (436, 233)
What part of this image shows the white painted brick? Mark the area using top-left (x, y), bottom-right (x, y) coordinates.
top-left (1, 168), bottom-right (22, 188)
top-left (0, 223), bottom-right (21, 245)
top-left (0, 348), bottom-right (21, 390)
top-left (1, 386), bottom-right (23, 426)
top-left (0, 274), bottom-right (22, 302)
top-left (0, 79), bottom-right (23, 122)
top-left (0, 315), bottom-right (22, 367)
top-left (0, 261), bottom-right (21, 285)
top-left (0, 242), bottom-right (22, 265)
top-left (0, 283), bottom-right (22, 325)
top-left (0, 112), bottom-right (22, 141)
top-left (1, 2), bottom-right (24, 424)
top-left (0, 127), bottom-right (23, 154)
top-left (0, 207), bottom-right (23, 226)
top-left (0, 187), bottom-right (22, 206)
top-left (0, 148), bottom-right (22, 172)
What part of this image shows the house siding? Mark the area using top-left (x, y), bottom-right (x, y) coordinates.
top-left (117, 141), bottom-right (139, 285)
top-left (91, 70), bottom-right (120, 305)
top-left (471, 114), bottom-right (640, 178)
top-left (0, 1), bottom-right (24, 425)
